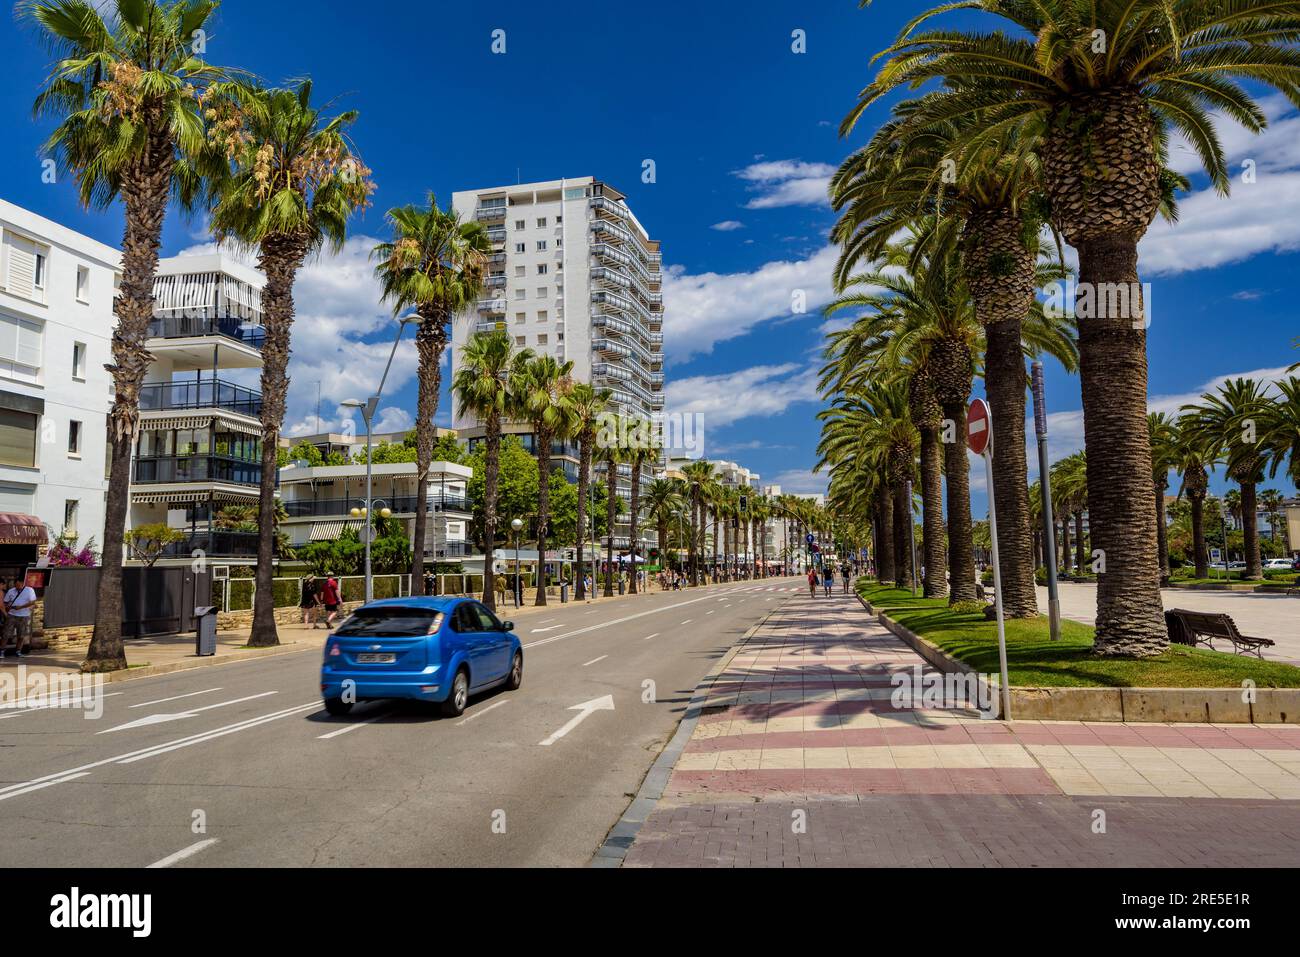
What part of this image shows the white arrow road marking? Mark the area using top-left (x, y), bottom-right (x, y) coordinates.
top-left (581, 655), bottom-right (608, 667)
top-left (1, 692), bottom-right (123, 714)
top-left (539, 695), bottom-right (615, 746)
top-left (148, 839), bottom-right (218, 869)
top-left (131, 688), bottom-right (222, 709)
top-left (455, 699), bottom-right (510, 726)
top-left (98, 691), bottom-right (278, 734)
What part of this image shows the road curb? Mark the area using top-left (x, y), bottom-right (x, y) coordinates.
top-left (589, 594), bottom-right (789, 868)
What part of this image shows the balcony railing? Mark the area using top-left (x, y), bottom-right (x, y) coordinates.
top-left (158, 530), bottom-right (259, 559)
top-left (478, 298), bottom-right (507, 314)
top-left (139, 379), bottom-right (262, 418)
top-left (147, 315), bottom-right (266, 350)
top-left (283, 493), bottom-right (470, 518)
top-left (476, 205), bottom-right (507, 221)
top-left (485, 274), bottom-right (508, 288)
top-left (428, 541), bottom-right (472, 559)
top-left (133, 455), bottom-right (262, 487)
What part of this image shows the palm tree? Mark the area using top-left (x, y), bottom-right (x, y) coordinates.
top-left (1184, 379), bottom-right (1272, 581)
top-left (623, 418), bottom-right (656, 594)
top-left (1149, 413), bottom-right (1181, 585)
top-left (1174, 417), bottom-right (1216, 579)
top-left (1052, 453), bottom-right (1089, 576)
top-left (208, 80), bottom-right (371, 647)
top-left (24, 0), bottom-right (226, 671)
top-left (569, 384), bottom-right (609, 601)
top-left (515, 355), bottom-right (576, 605)
top-left (1259, 489), bottom-right (1288, 554)
top-left (373, 196), bottom-right (492, 583)
top-left (601, 431), bottom-right (624, 598)
top-left (453, 331), bottom-right (532, 609)
top-left (643, 478), bottom-right (684, 578)
top-left (681, 460), bottom-right (717, 586)
top-left (1259, 376), bottom-right (1300, 552)
top-left (852, 0), bottom-right (1298, 655)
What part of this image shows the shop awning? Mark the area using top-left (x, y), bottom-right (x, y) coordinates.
top-left (0, 513), bottom-right (47, 546)
top-left (130, 489), bottom-right (260, 506)
top-left (309, 520), bottom-right (364, 542)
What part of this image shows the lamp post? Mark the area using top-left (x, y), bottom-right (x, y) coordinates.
top-left (1031, 362), bottom-right (1062, 641)
top-left (342, 316), bottom-right (413, 604)
top-left (511, 517), bottom-right (524, 608)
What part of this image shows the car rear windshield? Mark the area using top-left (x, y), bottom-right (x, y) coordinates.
top-left (335, 608), bottom-right (441, 638)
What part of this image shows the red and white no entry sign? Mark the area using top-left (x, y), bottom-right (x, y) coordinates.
top-left (968, 398), bottom-right (992, 457)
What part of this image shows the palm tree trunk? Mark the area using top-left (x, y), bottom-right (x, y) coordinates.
top-left (85, 148), bottom-right (175, 672)
top-left (943, 402), bottom-right (978, 604)
top-left (409, 313), bottom-right (444, 588)
top-left (1154, 480), bottom-right (1170, 585)
top-left (1059, 517), bottom-right (1071, 574)
top-left (689, 492), bottom-right (699, 587)
top-left (250, 235), bottom-right (307, 647)
top-left (604, 455), bottom-right (617, 597)
top-left (893, 482), bottom-right (912, 589)
top-left (712, 511), bottom-right (720, 583)
top-left (575, 436), bottom-right (591, 600)
top-left (1190, 493), bottom-right (1208, 579)
top-left (1075, 235), bottom-right (1167, 655)
top-left (918, 427), bottom-right (947, 598)
top-left (876, 494), bottom-right (896, 584)
top-left (1075, 511), bottom-right (1087, 575)
top-left (481, 410), bottom-right (501, 610)
top-left (1241, 481), bottom-right (1262, 580)
top-left (985, 320), bottom-right (1037, 617)
top-left (628, 462), bottom-right (641, 594)
top-left (534, 427), bottom-right (554, 606)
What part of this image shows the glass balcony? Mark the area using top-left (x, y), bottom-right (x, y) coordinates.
top-left (158, 530), bottom-right (259, 559)
top-left (476, 205), bottom-right (507, 221)
top-left (282, 493), bottom-right (470, 518)
top-left (147, 315), bottom-right (265, 350)
top-left (139, 379), bottom-right (262, 418)
top-left (133, 455), bottom-right (262, 486)
top-left (477, 298), bottom-right (507, 314)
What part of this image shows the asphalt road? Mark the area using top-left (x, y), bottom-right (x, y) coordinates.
top-left (0, 579), bottom-right (802, 868)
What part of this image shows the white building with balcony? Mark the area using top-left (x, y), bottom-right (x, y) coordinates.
top-left (278, 460), bottom-right (474, 562)
top-left (127, 254), bottom-right (268, 563)
top-left (451, 177), bottom-right (665, 555)
top-left (0, 199), bottom-right (117, 579)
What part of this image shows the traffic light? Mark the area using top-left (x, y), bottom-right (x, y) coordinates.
top-left (739, 495), bottom-right (749, 512)
top-left (649, 547), bottom-right (661, 562)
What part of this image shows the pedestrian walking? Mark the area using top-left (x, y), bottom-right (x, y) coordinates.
top-left (807, 568), bottom-right (818, 597)
top-left (300, 573), bottom-right (319, 628)
top-left (320, 574), bottom-right (342, 630)
top-left (841, 565), bottom-right (851, 594)
top-left (2, 576), bottom-right (38, 658)
top-left (823, 567), bottom-right (834, 598)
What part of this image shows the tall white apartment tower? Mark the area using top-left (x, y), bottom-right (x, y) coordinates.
top-left (450, 177), bottom-right (665, 550)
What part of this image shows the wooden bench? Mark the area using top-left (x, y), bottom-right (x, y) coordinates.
top-left (1165, 609), bottom-right (1277, 659)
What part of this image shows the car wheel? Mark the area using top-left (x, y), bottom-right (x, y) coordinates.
top-left (441, 668), bottom-right (470, 717)
top-left (506, 651), bottom-right (523, 691)
top-left (324, 697), bottom-right (352, 717)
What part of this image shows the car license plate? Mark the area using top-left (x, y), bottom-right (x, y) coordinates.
top-left (356, 653), bottom-right (396, 664)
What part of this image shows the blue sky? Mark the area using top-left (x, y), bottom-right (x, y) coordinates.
top-left (2, 0), bottom-right (1297, 507)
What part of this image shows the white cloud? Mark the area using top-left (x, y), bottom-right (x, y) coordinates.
top-left (662, 245), bottom-right (839, 360)
top-left (767, 468), bottom-right (829, 496)
top-left (710, 220), bottom-right (745, 232)
top-left (665, 362), bottom-right (822, 431)
top-left (733, 159), bottom-right (836, 210)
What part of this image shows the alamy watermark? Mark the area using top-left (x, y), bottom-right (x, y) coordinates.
top-left (890, 665), bottom-right (998, 718)
top-left (0, 668), bottom-right (106, 720)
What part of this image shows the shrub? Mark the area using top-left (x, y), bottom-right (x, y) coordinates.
top-left (950, 600), bottom-right (986, 615)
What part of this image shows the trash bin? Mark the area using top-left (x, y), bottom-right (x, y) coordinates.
top-left (560, 582), bottom-right (570, 604)
top-left (618, 578), bottom-right (626, 596)
top-left (195, 606), bottom-right (218, 656)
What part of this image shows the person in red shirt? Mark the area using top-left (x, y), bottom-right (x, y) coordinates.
top-left (319, 575), bottom-right (342, 630)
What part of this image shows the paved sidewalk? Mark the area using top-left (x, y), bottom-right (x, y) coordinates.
top-left (621, 590), bottom-right (1300, 867)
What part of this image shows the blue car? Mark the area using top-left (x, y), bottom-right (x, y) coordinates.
top-left (320, 597), bottom-right (523, 718)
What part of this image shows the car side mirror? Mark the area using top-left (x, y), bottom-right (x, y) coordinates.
top-left (501, 621), bottom-right (515, 632)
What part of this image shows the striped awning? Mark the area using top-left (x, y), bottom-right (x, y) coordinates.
top-left (309, 520), bottom-right (364, 542)
top-left (0, 513), bottom-right (46, 546)
top-left (139, 413), bottom-right (262, 436)
top-left (130, 489), bottom-right (260, 506)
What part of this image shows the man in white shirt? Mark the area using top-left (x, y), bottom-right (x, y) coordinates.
top-left (2, 580), bottom-right (37, 658)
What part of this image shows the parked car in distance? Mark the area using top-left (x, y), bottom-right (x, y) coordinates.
top-left (320, 597), bottom-right (523, 718)
top-left (1263, 557), bottom-right (1296, 570)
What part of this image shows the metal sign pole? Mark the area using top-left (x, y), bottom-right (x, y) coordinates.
top-left (985, 446), bottom-right (1012, 722)
top-left (906, 479), bottom-right (918, 598)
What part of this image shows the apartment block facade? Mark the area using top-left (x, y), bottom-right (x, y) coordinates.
top-left (0, 199), bottom-right (117, 578)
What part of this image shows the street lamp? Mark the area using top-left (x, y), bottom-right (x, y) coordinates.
top-left (511, 517), bottom-right (524, 608)
top-left (342, 315), bottom-right (414, 604)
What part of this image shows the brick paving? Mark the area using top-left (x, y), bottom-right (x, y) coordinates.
top-left (621, 588), bottom-right (1300, 867)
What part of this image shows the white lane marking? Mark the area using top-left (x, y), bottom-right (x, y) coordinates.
top-left (147, 838), bottom-right (219, 869)
top-left (317, 712), bottom-right (387, 740)
top-left (581, 655), bottom-right (608, 667)
top-left (523, 594), bottom-right (717, 650)
top-left (643, 633), bottom-right (660, 641)
top-left (530, 626), bottom-right (562, 634)
top-left (98, 691), bottom-right (278, 734)
top-left (114, 702), bottom-right (320, 765)
top-left (706, 611), bottom-right (715, 616)
top-left (1, 692), bottom-right (124, 713)
top-left (0, 772), bottom-right (91, 803)
top-left (680, 619), bottom-right (693, 625)
top-left (539, 696), bottom-right (615, 746)
top-left (131, 688), bottom-right (223, 709)
top-left (455, 699), bottom-right (510, 726)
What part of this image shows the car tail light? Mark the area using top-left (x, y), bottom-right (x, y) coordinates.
top-left (327, 642), bottom-right (340, 658)
top-left (425, 613), bottom-right (445, 635)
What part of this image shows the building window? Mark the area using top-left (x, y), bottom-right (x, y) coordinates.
top-left (2, 233), bottom-right (50, 303)
top-left (556, 239), bottom-right (563, 249)
top-left (536, 218), bottom-right (547, 228)
top-left (537, 264), bottom-right (548, 275)
top-left (536, 241), bottom-right (547, 251)
top-left (75, 266), bottom-right (89, 303)
top-left (537, 334), bottom-right (548, 345)
top-left (515, 336), bottom-right (526, 347)
top-left (556, 216), bottom-right (563, 224)
top-left (0, 313), bottom-right (44, 383)
top-left (68, 420), bottom-right (82, 457)
top-left (538, 311), bottom-right (548, 323)
top-left (0, 409), bottom-right (38, 468)
top-left (536, 287), bottom-right (547, 299)
top-left (514, 313), bottom-right (526, 325)
top-left (514, 289), bottom-right (525, 300)
top-left (72, 342), bottom-right (87, 380)
top-left (514, 220), bottom-right (525, 231)
top-left (514, 243), bottom-right (525, 254)
top-left (64, 499), bottom-right (79, 535)
top-left (514, 265), bottom-right (525, 277)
